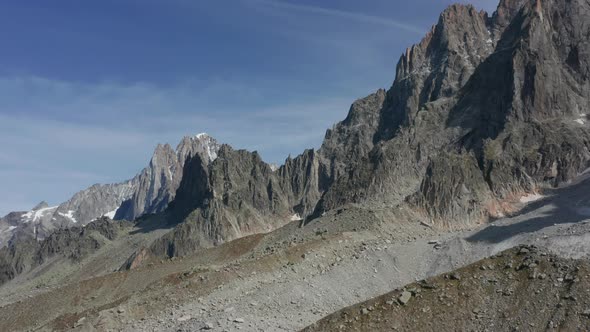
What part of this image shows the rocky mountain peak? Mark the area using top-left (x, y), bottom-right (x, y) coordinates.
top-left (150, 143), bottom-right (176, 168)
top-left (491, 0), bottom-right (527, 34)
top-left (380, 1), bottom-right (498, 140)
top-left (176, 133), bottom-right (221, 163)
top-left (310, 0), bottom-right (590, 228)
top-left (114, 133), bottom-right (223, 221)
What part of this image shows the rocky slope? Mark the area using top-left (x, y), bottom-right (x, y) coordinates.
top-left (303, 245), bottom-right (590, 331)
top-left (0, 217), bottom-right (125, 286)
top-left (0, 134), bottom-right (221, 248)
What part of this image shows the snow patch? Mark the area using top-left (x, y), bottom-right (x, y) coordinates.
top-left (206, 144), bottom-right (218, 162)
top-left (167, 165), bottom-right (173, 179)
top-left (195, 132), bottom-right (208, 139)
top-left (21, 206), bottom-right (58, 222)
top-left (520, 193), bottom-right (544, 203)
top-left (193, 132), bottom-right (219, 162)
top-left (290, 214), bottom-right (303, 221)
top-left (103, 209), bottom-right (118, 219)
top-left (58, 210), bottom-right (78, 223)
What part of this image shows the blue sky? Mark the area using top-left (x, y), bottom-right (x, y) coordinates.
top-left (0, 0), bottom-right (498, 215)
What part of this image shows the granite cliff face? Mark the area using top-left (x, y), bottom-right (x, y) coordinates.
top-left (408, 0), bottom-right (590, 225)
top-left (314, 0), bottom-right (590, 228)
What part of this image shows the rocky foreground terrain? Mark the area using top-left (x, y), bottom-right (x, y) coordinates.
top-left (303, 245), bottom-right (590, 331)
top-left (0, 0), bottom-right (589, 330)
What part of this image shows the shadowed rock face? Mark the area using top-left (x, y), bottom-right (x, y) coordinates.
top-left (150, 146), bottom-right (295, 257)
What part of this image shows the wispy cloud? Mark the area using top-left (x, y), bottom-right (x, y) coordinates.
top-left (0, 76), bottom-right (353, 166)
top-left (248, 0), bottom-right (424, 34)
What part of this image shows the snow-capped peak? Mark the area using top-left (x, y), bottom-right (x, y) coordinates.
top-left (188, 132), bottom-right (220, 162)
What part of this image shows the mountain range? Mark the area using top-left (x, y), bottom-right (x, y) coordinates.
top-left (135, 0), bottom-right (590, 259)
top-left (0, 133), bottom-right (221, 247)
top-left (0, 0), bottom-right (589, 330)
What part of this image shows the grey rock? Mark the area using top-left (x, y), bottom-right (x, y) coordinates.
top-left (398, 291), bottom-right (412, 305)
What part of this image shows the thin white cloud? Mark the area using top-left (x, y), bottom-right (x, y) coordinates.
top-left (249, 0), bottom-right (424, 34)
